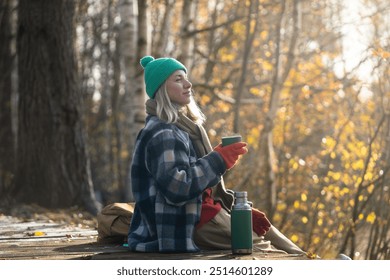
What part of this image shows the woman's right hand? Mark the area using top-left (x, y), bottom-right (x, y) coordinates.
top-left (214, 142), bottom-right (248, 170)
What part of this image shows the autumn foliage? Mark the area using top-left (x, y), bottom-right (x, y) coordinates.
top-left (1, 0), bottom-right (389, 259)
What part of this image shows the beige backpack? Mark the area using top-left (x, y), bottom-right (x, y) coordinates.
top-left (97, 202), bottom-right (134, 244)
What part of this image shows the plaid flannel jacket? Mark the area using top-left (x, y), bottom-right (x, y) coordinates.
top-left (128, 116), bottom-right (226, 252)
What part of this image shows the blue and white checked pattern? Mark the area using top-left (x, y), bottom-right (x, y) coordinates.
top-left (128, 116), bottom-right (225, 252)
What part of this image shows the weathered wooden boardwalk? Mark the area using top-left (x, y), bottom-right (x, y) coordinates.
top-left (0, 214), bottom-right (309, 260)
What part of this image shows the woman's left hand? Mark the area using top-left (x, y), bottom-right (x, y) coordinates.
top-left (252, 208), bottom-right (271, 236)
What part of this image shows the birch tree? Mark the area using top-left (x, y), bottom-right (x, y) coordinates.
top-left (153, 0), bottom-right (175, 57)
top-left (179, 0), bottom-right (196, 68)
top-left (232, 0), bottom-right (260, 133)
top-left (124, 0), bottom-right (151, 201)
top-left (257, 0), bottom-right (300, 216)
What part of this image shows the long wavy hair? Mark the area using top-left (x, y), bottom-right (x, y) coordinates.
top-left (154, 81), bottom-right (206, 125)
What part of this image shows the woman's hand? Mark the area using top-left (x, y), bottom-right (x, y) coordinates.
top-left (252, 208), bottom-right (271, 236)
top-left (214, 142), bottom-right (248, 170)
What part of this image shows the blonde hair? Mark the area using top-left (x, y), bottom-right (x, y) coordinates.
top-left (154, 82), bottom-right (206, 125)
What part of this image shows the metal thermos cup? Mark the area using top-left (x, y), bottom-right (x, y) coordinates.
top-left (231, 191), bottom-right (252, 254)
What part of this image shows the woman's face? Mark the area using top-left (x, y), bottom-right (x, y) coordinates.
top-left (165, 70), bottom-right (192, 106)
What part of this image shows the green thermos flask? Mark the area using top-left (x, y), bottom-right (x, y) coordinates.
top-left (231, 191), bottom-right (253, 254)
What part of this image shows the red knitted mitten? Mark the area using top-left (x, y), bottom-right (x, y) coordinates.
top-left (214, 142), bottom-right (248, 170)
top-left (252, 208), bottom-right (271, 236)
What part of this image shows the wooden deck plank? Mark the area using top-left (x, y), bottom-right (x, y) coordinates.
top-left (0, 214), bottom-right (309, 260)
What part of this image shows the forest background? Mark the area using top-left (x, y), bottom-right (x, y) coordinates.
top-left (0, 0), bottom-right (389, 260)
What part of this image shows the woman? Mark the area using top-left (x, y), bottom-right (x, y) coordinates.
top-left (127, 55), bottom-right (305, 255)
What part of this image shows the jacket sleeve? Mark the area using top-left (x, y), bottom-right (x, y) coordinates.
top-left (146, 128), bottom-right (225, 206)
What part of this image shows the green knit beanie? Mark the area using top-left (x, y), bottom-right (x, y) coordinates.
top-left (140, 56), bottom-right (187, 99)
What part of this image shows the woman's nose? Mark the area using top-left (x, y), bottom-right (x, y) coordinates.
top-left (184, 79), bottom-right (192, 88)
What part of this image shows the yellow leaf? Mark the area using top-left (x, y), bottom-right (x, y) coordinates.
top-left (277, 203), bottom-right (287, 211)
top-left (200, 94), bottom-right (211, 105)
top-left (291, 234), bottom-right (299, 243)
top-left (262, 61), bottom-right (273, 71)
top-left (273, 213), bottom-right (282, 223)
top-left (329, 171), bottom-right (341, 180)
top-left (372, 48), bottom-right (390, 59)
top-left (352, 159), bottom-right (364, 170)
top-left (306, 252), bottom-right (319, 259)
top-left (366, 212), bottom-right (376, 224)
top-left (322, 136), bottom-right (336, 150)
top-left (221, 53), bottom-right (235, 62)
top-left (260, 30), bottom-right (268, 40)
top-left (294, 200), bottom-right (300, 209)
top-left (249, 87), bottom-right (261, 96)
top-left (364, 172), bottom-right (373, 181)
top-left (301, 193), bottom-right (307, 202)
top-left (34, 231), bottom-right (45, 236)
top-left (341, 187), bottom-right (350, 195)
top-left (302, 216), bottom-right (308, 224)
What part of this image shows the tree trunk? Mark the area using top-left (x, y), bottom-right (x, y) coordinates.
top-left (0, 0), bottom-right (14, 200)
top-left (257, 0), bottom-right (299, 217)
top-left (153, 0), bottom-right (174, 57)
top-left (123, 0), bottom-right (150, 201)
top-left (232, 0), bottom-right (259, 133)
top-left (179, 0), bottom-right (196, 68)
top-left (111, 35), bottom-right (125, 202)
top-left (14, 0), bottom-right (100, 214)
top-left (118, 0), bottom-right (138, 201)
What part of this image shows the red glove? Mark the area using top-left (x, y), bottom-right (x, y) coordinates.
top-left (252, 208), bottom-right (271, 236)
top-left (214, 142), bottom-right (248, 170)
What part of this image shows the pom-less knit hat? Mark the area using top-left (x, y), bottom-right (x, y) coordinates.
top-left (140, 56), bottom-right (187, 99)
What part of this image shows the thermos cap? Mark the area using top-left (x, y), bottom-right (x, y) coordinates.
top-left (235, 191), bottom-right (247, 198)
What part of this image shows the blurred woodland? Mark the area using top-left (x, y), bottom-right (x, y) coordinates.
top-left (1, 0), bottom-right (390, 259)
